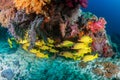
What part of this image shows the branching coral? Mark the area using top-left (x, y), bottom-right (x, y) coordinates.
top-left (14, 0), bottom-right (51, 14)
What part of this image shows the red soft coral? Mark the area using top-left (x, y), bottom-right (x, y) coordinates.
top-left (88, 18), bottom-right (107, 33)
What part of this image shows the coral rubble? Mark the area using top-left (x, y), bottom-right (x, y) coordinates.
top-left (93, 61), bottom-right (120, 78)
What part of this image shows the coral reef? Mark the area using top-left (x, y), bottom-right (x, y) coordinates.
top-left (0, 0), bottom-right (119, 79)
top-left (0, 0), bottom-right (115, 62)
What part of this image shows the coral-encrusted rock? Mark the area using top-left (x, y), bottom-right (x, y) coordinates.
top-left (93, 62), bottom-right (120, 78)
top-left (0, 0), bottom-right (14, 10)
top-left (1, 69), bottom-right (14, 80)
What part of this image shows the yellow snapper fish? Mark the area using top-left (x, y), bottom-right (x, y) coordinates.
top-left (78, 36), bottom-right (93, 44)
top-left (47, 43), bottom-right (54, 47)
top-left (29, 49), bottom-right (48, 58)
top-left (35, 41), bottom-right (43, 47)
top-left (8, 38), bottom-right (13, 48)
top-left (40, 45), bottom-right (50, 50)
top-left (36, 52), bottom-right (48, 58)
top-left (74, 47), bottom-right (92, 57)
top-left (48, 38), bottom-right (54, 44)
top-left (82, 53), bottom-right (98, 62)
top-left (29, 48), bottom-right (41, 54)
top-left (19, 39), bottom-right (28, 44)
top-left (49, 48), bottom-right (59, 53)
top-left (22, 43), bottom-right (30, 51)
top-left (41, 40), bottom-right (45, 44)
top-left (58, 40), bottom-right (74, 47)
top-left (73, 43), bottom-right (89, 49)
top-left (61, 52), bottom-right (75, 60)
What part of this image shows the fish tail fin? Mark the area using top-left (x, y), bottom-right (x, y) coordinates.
top-left (95, 53), bottom-right (98, 58)
top-left (8, 38), bottom-right (13, 48)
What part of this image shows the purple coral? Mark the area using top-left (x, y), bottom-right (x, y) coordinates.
top-left (66, 0), bottom-right (88, 8)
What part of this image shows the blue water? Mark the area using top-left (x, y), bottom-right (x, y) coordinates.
top-left (82, 0), bottom-right (120, 35)
top-left (0, 27), bottom-right (18, 54)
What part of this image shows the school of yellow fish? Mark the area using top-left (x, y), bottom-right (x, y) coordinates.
top-left (8, 35), bottom-right (98, 62)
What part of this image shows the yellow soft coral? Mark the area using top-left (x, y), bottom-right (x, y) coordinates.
top-left (14, 0), bottom-right (51, 14)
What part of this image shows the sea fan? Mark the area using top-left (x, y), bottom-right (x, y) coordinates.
top-left (28, 16), bottom-right (48, 49)
top-left (14, 0), bottom-right (51, 14)
top-left (9, 11), bottom-right (36, 39)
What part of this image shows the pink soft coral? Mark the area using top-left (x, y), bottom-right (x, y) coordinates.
top-left (70, 24), bottom-right (79, 36)
top-left (88, 18), bottom-right (107, 33)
